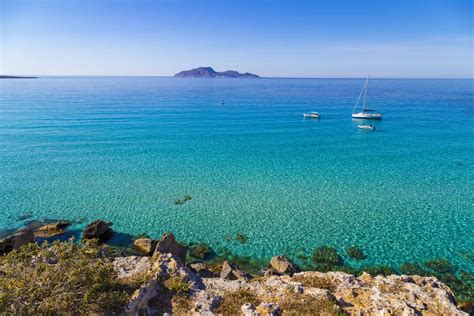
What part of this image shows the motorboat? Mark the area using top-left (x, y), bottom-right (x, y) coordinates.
top-left (303, 112), bottom-right (320, 118)
top-left (358, 124), bottom-right (376, 131)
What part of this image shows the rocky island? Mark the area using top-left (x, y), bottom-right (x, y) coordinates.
top-left (0, 75), bottom-right (37, 79)
top-left (0, 218), bottom-right (472, 315)
top-left (174, 67), bottom-right (259, 78)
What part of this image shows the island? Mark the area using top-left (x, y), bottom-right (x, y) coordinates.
top-left (0, 75), bottom-right (37, 79)
top-left (174, 67), bottom-right (259, 78)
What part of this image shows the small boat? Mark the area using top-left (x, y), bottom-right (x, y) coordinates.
top-left (303, 112), bottom-right (320, 118)
top-left (358, 124), bottom-right (376, 131)
top-left (352, 76), bottom-right (383, 119)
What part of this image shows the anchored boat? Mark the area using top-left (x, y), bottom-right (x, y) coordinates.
top-left (303, 112), bottom-right (320, 118)
top-left (358, 124), bottom-right (376, 131)
top-left (352, 76), bottom-right (383, 119)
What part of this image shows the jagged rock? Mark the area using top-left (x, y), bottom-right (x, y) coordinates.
top-left (134, 238), bottom-right (157, 256)
top-left (126, 279), bottom-right (162, 314)
top-left (255, 302), bottom-right (280, 315)
top-left (112, 256), bottom-right (154, 279)
top-left (220, 260), bottom-right (252, 281)
top-left (34, 221), bottom-right (70, 238)
top-left (188, 262), bottom-right (217, 278)
top-left (241, 303), bottom-right (256, 315)
top-left (153, 233), bottom-right (187, 263)
top-left (0, 230), bottom-right (34, 254)
top-left (269, 255), bottom-right (296, 275)
top-left (82, 220), bottom-right (113, 242)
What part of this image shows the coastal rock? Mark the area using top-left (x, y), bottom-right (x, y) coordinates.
top-left (0, 230), bottom-right (34, 254)
top-left (82, 220), bottom-right (113, 242)
top-left (33, 221), bottom-right (71, 238)
top-left (255, 302), bottom-right (280, 315)
top-left (241, 303), bottom-right (256, 315)
top-left (112, 256), bottom-right (154, 279)
top-left (268, 255), bottom-right (296, 275)
top-left (134, 238), bottom-right (157, 256)
top-left (220, 260), bottom-right (252, 281)
top-left (113, 249), bottom-right (466, 315)
top-left (153, 233), bottom-right (187, 263)
top-left (188, 262), bottom-right (217, 278)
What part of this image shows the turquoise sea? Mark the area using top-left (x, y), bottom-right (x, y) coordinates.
top-left (1, 77), bottom-right (473, 271)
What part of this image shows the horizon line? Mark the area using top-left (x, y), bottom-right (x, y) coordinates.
top-left (2, 74), bottom-right (473, 80)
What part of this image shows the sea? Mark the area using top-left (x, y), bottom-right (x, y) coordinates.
top-left (1, 77), bottom-right (473, 271)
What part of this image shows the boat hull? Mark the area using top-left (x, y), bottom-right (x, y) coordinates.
top-left (352, 112), bottom-right (383, 119)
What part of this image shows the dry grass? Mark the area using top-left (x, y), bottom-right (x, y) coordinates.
top-left (279, 292), bottom-right (343, 315)
top-left (292, 275), bottom-right (336, 291)
top-left (214, 289), bottom-right (260, 314)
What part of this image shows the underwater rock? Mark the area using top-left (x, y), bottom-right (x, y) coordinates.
top-left (268, 255), bottom-right (296, 275)
top-left (220, 260), bottom-right (252, 281)
top-left (189, 242), bottom-right (212, 259)
top-left (82, 220), bottom-right (113, 242)
top-left (236, 233), bottom-right (248, 244)
top-left (346, 246), bottom-right (366, 260)
top-left (33, 221), bottom-right (71, 238)
top-left (424, 258), bottom-right (456, 274)
top-left (313, 246), bottom-right (343, 266)
top-left (154, 233), bottom-right (187, 263)
top-left (175, 194), bottom-right (192, 205)
top-left (134, 238), bottom-right (157, 256)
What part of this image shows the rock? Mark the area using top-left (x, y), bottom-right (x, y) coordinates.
top-left (113, 256), bottom-right (154, 279)
top-left (241, 303), bottom-right (256, 315)
top-left (0, 230), bottom-right (34, 255)
top-left (269, 255), bottom-right (296, 275)
top-left (126, 279), bottom-right (162, 314)
top-left (188, 262), bottom-right (217, 278)
top-left (153, 233), bottom-right (187, 263)
top-left (134, 238), bottom-right (157, 256)
top-left (34, 221), bottom-right (71, 238)
top-left (220, 260), bottom-right (252, 281)
top-left (255, 302), bottom-right (280, 315)
top-left (82, 220), bottom-right (113, 242)
top-left (189, 242), bottom-right (212, 259)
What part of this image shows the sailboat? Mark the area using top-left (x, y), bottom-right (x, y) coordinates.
top-left (352, 76), bottom-right (383, 119)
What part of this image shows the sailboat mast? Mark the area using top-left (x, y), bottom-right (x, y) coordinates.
top-left (362, 76), bottom-right (368, 110)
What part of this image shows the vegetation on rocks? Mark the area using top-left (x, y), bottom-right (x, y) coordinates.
top-left (0, 239), bottom-right (133, 314)
top-left (214, 289), bottom-right (259, 314)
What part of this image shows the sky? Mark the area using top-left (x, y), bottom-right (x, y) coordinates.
top-left (0, 0), bottom-right (472, 78)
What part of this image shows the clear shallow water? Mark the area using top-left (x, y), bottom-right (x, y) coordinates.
top-left (1, 77), bottom-right (473, 270)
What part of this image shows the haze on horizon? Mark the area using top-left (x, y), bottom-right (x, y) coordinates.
top-left (0, 0), bottom-right (472, 78)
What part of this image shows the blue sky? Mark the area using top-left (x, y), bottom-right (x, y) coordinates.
top-left (0, 0), bottom-right (472, 77)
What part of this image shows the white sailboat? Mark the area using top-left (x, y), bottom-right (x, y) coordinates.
top-left (352, 76), bottom-right (383, 119)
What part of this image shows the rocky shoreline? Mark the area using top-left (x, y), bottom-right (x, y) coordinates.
top-left (0, 219), bottom-right (472, 314)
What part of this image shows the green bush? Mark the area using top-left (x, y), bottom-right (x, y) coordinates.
top-left (312, 246), bottom-right (343, 266)
top-left (0, 240), bottom-right (131, 314)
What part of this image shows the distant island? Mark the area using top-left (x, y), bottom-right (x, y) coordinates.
top-left (174, 67), bottom-right (259, 78)
top-left (0, 75), bottom-right (37, 79)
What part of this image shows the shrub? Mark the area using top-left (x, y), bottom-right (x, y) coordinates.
top-left (163, 276), bottom-right (190, 297)
top-left (0, 240), bottom-right (131, 314)
top-left (279, 292), bottom-right (342, 315)
top-left (312, 246), bottom-right (343, 266)
top-left (214, 289), bottom-right (259, 314)
top-left (346, 246), bottom-right (366, 260)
